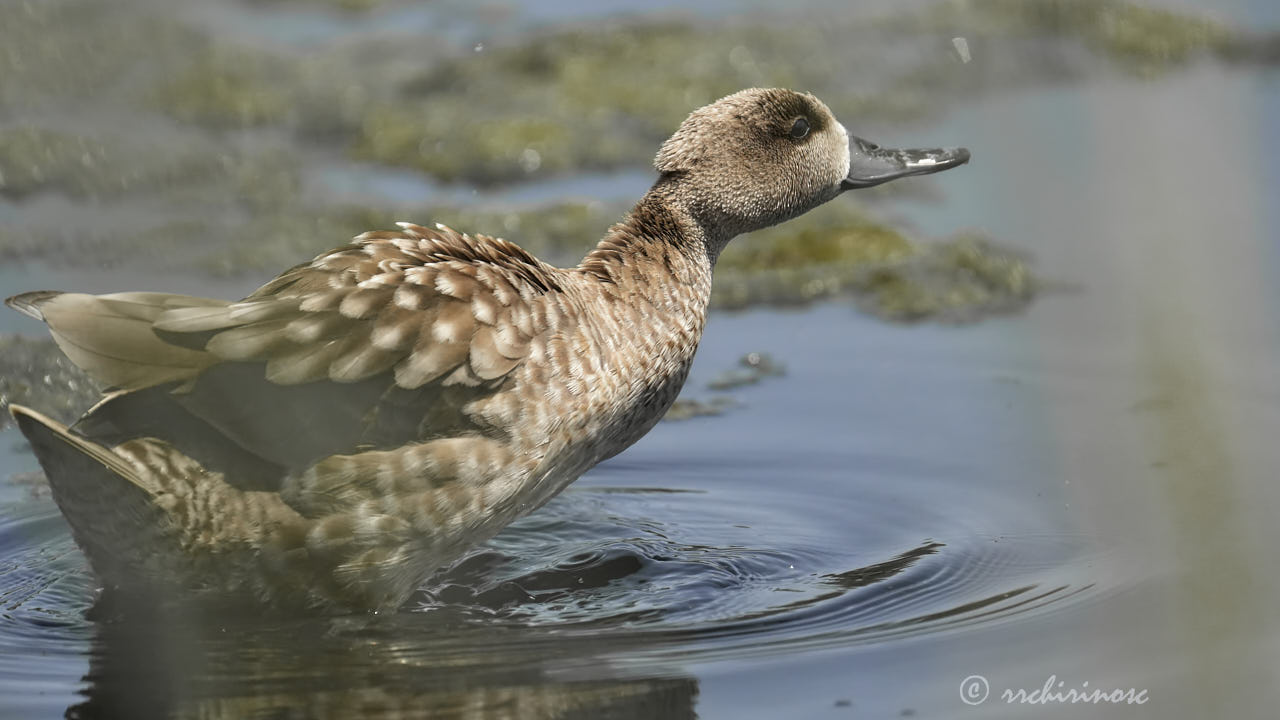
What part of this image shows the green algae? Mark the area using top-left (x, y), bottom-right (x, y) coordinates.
top-left (355, 108), bottom-right (583, 185)
top-left (153, 49), bottom-right (297, 129)
top-left (662, 396), bottom-right (737, 422)
top-left (0, 222), bottom-right (203, 269)
top-left (3, 0), bottom-right (1263, 188)
top-left (713, 203), bottom-right (920, 310)
top-left (0, 336), bottom-right (97, 432)
top-left (0, 0), bottom-right (1268, 325)
top-left (0, 127), bottom-right (225, 200)
top-left (849, 234), bottom-right (1035, 323)
top-left (714, 218), bottom-right (1035, 319)
top-left (353, 2), bottom-right (1262, 183)
top-left (356, 21), bottom-right (870, 184)
top-left (665, 352), bottom-right (784, 421)
top-left (1091, 4), bottom-right (1231, 67)
top-left (719, 207), bottom-right (916, 274)
top-left (706, 352), bottom-right (785, 392)
top-left (3, 0), bottom-right (1266, 193)
top-left (146, 40), bottom-right (410, 137)
top-left (904, 0), bottom-right (1235, 75)
top-left (0, 2), bottom-right (200, 114)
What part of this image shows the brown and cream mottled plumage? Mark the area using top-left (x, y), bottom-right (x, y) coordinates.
top-left (7, 89), bottom-right (968, 611)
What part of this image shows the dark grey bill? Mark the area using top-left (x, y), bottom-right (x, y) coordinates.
top-left (840, 136), bottom-right (971, 190)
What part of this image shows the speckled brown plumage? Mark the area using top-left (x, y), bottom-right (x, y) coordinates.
top-left (7, 88), bottom-right (968, 611)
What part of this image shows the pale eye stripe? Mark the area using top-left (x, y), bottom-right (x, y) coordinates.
top-left (836, 122), bottom-right (851, 180)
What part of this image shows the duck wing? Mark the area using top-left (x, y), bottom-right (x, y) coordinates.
top-left (9, 223), bottom-right (563, 483)
top-left (200, 222), bottom-right (559, 389)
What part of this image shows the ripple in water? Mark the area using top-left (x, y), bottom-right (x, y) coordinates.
top-left (0, 502), bottom-right (96, 716)
top-left (414, 482), bottom-right (1108, 661)
top-left (0, 478), bottom-right (1116, 718)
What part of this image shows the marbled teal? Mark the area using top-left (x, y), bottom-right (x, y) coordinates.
top-left (8, 88), bottom-right (968, 611)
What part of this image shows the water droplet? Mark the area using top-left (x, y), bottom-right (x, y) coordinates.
top-left (519, 148), bottom-right (541, 173)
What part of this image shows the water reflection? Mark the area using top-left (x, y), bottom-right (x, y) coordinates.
top-left (2, 484), bottom-right (1109, 718)
top-left (73, 613), bottom-right (698, 720)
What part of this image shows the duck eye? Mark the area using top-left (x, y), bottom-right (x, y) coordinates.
top-left (789, 117), bottom-right (810, 139)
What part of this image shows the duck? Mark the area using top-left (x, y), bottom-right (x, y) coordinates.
top-left (7, 88), bottom-right (969, 612)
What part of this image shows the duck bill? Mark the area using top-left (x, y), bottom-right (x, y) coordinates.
top-left (840, 137), bottom-right (971, 190)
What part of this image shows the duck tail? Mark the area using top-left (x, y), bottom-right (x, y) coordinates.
top-left (4, 290), bottom-right (226, 391)
top-left (9, 405), bottom-right (173, 591)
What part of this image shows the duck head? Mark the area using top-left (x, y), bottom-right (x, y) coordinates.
top-left (655, 88), bottom-right (969, 248)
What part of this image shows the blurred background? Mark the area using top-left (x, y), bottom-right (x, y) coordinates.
top-left (0, 0), bottom-right (1278, 718)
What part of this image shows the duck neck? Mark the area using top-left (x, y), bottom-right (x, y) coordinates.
top-left (568, 180), bottom-right (724, 462)
top-left (579, 176), bottom-right (728, 294)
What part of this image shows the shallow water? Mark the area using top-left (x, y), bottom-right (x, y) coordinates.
top-left (1, 304), bottom-right (1127, 719)
top-left (3, 0), bottom-right (1280, 718)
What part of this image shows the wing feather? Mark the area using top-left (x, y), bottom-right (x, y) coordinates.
top-left (9, 224), bottom-right (562, 476)
top-left (7, 291), bottom-right (226, 390)
top-left (205, 319), bottom-right (296, 361)
top-left (265, 339), bottom-right (350, 385)
top-left (151, 224), bottom-right (557, 391)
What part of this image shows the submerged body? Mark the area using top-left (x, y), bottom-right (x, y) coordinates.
top-left (9, 89), bottom-right (968, 611)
